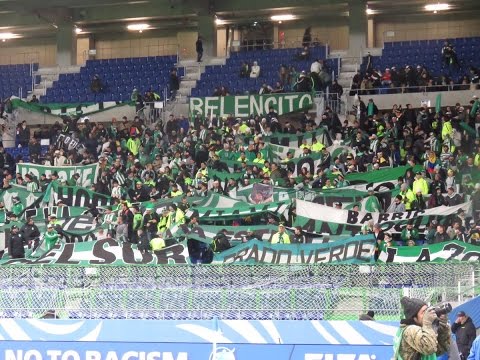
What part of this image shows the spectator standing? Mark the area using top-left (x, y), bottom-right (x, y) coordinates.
top-left (240, 62), bottom-right (250, 78)
top-left (441, 40), bottom-right (458, 67)
top-left (43, 224), bottom-right (59, 252)
top-left (302, 27), bottom-right (312, 48)
top-left (16, 121), bottom-right (30, 148)
top-left (394, 296), bottom-right (450, 360)
top-left (445, 187), bottom-right (462, 206)
top-left (169, 68), bottom-right (180, 101)
top-left (400, 222), bottom-right (420, 245)
top-left (451, 311), bottom-right (476, 360)
top-left (434, 224), bottom-right (449, 244)
top-left (250, 61), bottom-right (261, 78)
top-left (196, 36), bottom-right (203, 62)
top-left (468, 335), bottom-right (480, 360)
top-left (8, 226), bottom-right (26, 259)
top-left (271, 223), bottom-right (291, 244)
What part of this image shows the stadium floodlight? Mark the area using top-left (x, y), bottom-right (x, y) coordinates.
top-left (425, 3), bottom-right (450, 12)
top-left (271, 14), bottom-right (295, 21)
top-left (0, 32), bottom-right (20, 40)
top-left (366, 8), bottom-right (374, 15)
top-left (127, 23), bottom-right (150, 32)
top-left (75, 27), bottom-right (83, 34)
top-left (215, 18), bottom-right (225, 25)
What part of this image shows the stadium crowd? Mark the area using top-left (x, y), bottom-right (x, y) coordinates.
top-left (1, 49), bottom-right (480, 262)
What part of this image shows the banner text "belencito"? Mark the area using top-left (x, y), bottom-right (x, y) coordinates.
top-left (190, 93), bottom-right (313, 117)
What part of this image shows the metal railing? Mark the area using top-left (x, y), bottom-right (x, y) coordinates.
top-left (346, 83), bottom-right (477, 96)
top-left (230, 39), bottom-right (328, 53)
top-left (93, 44), bottom-right (180, 63)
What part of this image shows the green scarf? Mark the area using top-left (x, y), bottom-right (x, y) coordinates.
top-left (367, 102), bottom-right (374, 116)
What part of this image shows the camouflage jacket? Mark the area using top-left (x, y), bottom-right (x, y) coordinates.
top-left (398, 321), bottom-right (451, 360)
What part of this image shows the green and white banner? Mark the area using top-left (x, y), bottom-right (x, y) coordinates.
top-left (0, 238), bottom-right (190, 266)
top-left (294, 199), bottom-right (472, 234)
top-left (3, 236), bottom-right (477, 265)
top-left (45, 183), bottom-right (113, 208)
top-left (214, 236), bottom-right (376, 264)
top-left (229, 184), bottom-right (296, 203)
top-left (186, 198), bottom-right (290, 219)
top-left (378, 240), bottom-right (480, 263)
top-left (190, 93), bottom-right (314, 118)
top-left (0, 235), bottom-right (375, 265)
top-left (343, 165), bottom-right (423, 192)
top-left (264, 129), bottom-right (331, 149)
top-left (168, 224), bottom-right (280, 244)
top-left (269, 143), bottom-right (353, 161)
top-left (0, 185), bottom-right (42, 218)
top-left (17, 163), bottom-right (99, 187)
top-left (11, 98), bottom-right (132, 117)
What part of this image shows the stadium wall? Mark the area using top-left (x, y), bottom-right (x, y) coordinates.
top-left (375, 16), bottom-right (480, 47)
top-left (0, 319), bottom-right (397, 360)
top-left (0, 38), bottom-right (57, 67)
top-left (347, 89), bottom-right (480, 111)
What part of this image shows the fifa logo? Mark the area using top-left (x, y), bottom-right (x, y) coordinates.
top-left (209, 347), bottom-right (236, 360)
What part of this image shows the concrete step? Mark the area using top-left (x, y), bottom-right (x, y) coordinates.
top-left (34, 80), bottom-right (53, 89)
top-left (31, 89), bottom-right (47, 97)
top-left (338, 70), bottom-right (356, 76)
top-left (179, 80), bottom-right (197, 88)
top-left (341, 64), bottom-right (358, 72)
top-left (35, 66), bottom-right (81, 76)
top-left (178, 57), bottom-right (226, 67)
top-left (172, 103), bottom-right (190, 115)
top-left (182, 74), bottom-right (201, 81)
top-left (328, 50), bottom-right (347, 58)
top-left (34, 74), bottom-right (59, 82)
top-left (178, 88), bottom-right (191, 96)
top-left (365, 48), bottom-right (383, 56)
top-left (338, 80), bottom-right (351, 89)
top-left (175, 97), bottom-right (188, 104)
top-left (340, 58), bottom-right (359, 65)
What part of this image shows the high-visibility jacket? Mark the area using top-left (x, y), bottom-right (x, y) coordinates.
top-left (271, 232), bottom-right (291, 244)
top-left (150, 237), bottom-right (166, 251)
top-left (412, 178), bottom-right (429, 196)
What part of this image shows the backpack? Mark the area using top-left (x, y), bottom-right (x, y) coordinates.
top-left (212, 233), bottom-right (231, 253)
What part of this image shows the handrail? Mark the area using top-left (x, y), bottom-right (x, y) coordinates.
top-left (94, 44), bottom-right (179, 60)
top-left (230, 40), bottom-right (328, 53)
top-left (345, 83), bottom-right (476, 95)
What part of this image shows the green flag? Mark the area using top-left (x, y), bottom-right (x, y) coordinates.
top-left (435, 93), bottom-right (442, 114)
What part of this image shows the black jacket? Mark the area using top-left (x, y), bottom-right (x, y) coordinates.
top-left (9, 232), bottom-right (26, 258)
top-left (21, 224), bottom-right (40, 241)
top-left (212, 233), bottom-right (231, 252)
top-left (451, 317), bottom-right (476, 357)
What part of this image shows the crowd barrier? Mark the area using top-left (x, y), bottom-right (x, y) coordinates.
top-left (0, 319), bottom-right (396, 360)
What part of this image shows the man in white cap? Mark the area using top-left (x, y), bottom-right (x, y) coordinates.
top-left (271, 223), bottom-right (291, 244)
top-left (53, 150), bottom-right (67, 167)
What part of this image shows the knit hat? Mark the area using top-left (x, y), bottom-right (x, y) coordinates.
top-left (401, 296), bottom-right (426, 320)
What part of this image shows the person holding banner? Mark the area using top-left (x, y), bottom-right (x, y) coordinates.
top-left (43, 224), bottom-right (59, 252)
top-left (21, 217), bottom-right (40, 251)
top-left (364, 189), bottom-right (382, 213)
top-left (401, 222), bottom-right (420, 246)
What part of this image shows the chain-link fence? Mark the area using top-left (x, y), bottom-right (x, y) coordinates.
top-left (0, 263), bottom-right (477, 320)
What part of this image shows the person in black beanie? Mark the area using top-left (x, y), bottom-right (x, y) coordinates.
top-left (393, 296), bottom-right (450, 360)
